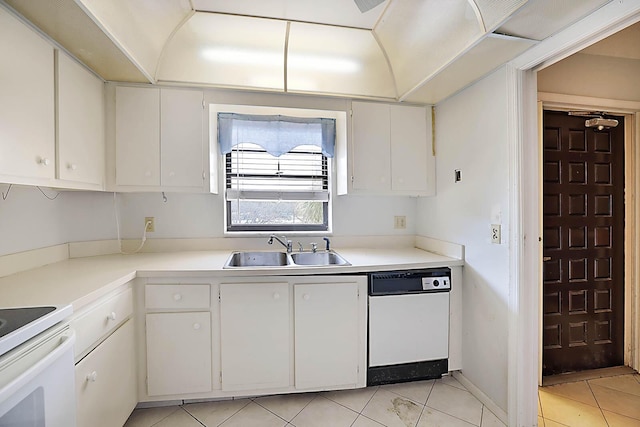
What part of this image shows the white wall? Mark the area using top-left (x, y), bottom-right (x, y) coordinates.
top-left (416, 67), bottom-right (511, 411)
top-left (0, 185), bottom-right (115, 256)
top-left (114, 192), bottom-right (417, 239)
top-left (538, 53), bottom-right (640, 101)
top-left (0, 182), bottom-right (416, 257)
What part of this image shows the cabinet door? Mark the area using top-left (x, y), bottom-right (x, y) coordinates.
top-left (390, 105), bottom-right (429, 193)
top-left (0, 8), bottom-right (54, 179)
top-left (294, 282), bottom-right (360, 389)
top-left (220, 282), bottom-right (290, 391)
top-left (75, 319), bottom-right (137, 427)
top-left (115, 86), bottom-right (160, 186)
top-left (161, 88), bottom-right (204, 188)
top-left (351, 102), bottom-right (391, 191)
top-left (146, 312), bottom-right (212, 396)
top-left (58, 52), bottom-right (104, 185)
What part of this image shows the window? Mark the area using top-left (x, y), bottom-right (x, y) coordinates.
top-left (218, 113), bottom-right (335, 233)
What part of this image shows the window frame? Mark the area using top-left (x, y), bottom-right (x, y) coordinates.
top-left (212, 104), bottom-right (344, 236)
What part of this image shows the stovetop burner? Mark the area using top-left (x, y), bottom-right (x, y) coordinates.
top-left (0, 306), bottom-right (56, 338)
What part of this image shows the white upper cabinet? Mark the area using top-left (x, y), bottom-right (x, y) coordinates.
top-left (57, 52), bottom-right (105, 187)
top-left (114, 85), bottom-right (206, 191)
top-left (390, 104), bottom-right (430, 194)
top-left (115, 86), bottom-right (161, 186)
top-left (0, 7), bottom-right (55, 181)
top-left (343, 101), bottom-right (434, 196)
top-left (160, 89), bottom-right (204, 188)
top-left (350, 102), bottom-right (391, 192)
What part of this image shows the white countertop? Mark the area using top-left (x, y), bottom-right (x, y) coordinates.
top-left (0, 248), bottom-right (462, 311)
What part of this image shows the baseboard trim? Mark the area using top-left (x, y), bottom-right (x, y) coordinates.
top-left (452, 371), bottom-right (508, 424)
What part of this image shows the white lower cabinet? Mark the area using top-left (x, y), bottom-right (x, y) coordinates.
top-left (294, 281), bottom-right (362, 389)
top-left (141, 276), bottom-right (366, 402)
top-left (220, 282), bottom-right (290, 391)
top-left (146, 312), bottom-right (212, 396)
top-left (75, 319), bottom-right (136, 427)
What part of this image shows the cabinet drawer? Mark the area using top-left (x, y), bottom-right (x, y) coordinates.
top-left (145, 284), bottom-right (210, 309)
top-left (71, 288), bottom-right (133, 358)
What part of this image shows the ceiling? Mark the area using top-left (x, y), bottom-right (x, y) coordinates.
top-left (1, 0), bottom-right (616, 104)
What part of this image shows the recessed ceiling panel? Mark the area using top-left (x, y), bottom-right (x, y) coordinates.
top-left (497, 0), bottom-right (612, 40)
top-left (472, 0), bottom-right (528, 31)
top-left (404, 34), bottom-right (537, 104)
top-left (4, 0), bottom-right (149, 82)
top-left (287, 22), bottom-right (396, 99)
top-left (157, 13), bottom-right (287, 91)
top-left (192, 0), bottom-right (388, 29)
top-left (77, 0), bottom-right (192, 80)
top-left (375, 0), bottom-right (484, 96)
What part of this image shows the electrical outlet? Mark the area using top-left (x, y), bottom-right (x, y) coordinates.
top-left (491, 224), bottom-right (501, 244)
top-left (145, 217), bottom-right (155, 232)
top-left (394, 216), bottom-right (406, 229)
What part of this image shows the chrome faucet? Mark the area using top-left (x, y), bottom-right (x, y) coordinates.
top-left (268, 234), bottom-right (292, 253)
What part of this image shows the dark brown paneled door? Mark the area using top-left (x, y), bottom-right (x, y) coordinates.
top-left (542, 110), bottom-right (625, 376)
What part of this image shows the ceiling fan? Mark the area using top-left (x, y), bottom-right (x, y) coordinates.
top-left (353, 0), bottom-right (386, 13)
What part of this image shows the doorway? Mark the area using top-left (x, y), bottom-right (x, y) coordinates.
top-left (542, 110), bottom-right (625, 376)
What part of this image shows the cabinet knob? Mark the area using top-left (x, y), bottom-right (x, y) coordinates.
top-left (87, 371), bottom-right (98, 382)
top-left (144, 171), bottom-right (152, 177)
top-left (303, 294), bottom-right (310, 301)
top-left (169, 171), bottom-right (175, 177)
top-left (68, 163), bottom-right (78, 171)
top-left (273, 292), bottom-right (280, 300)
top-left (39, 157), bottom-right (50, 166)
top-left (173, 293), bottom-right (182, 301)
top-left (107, 312), bottom-right (117, 321)
top-left (193, 323), bottom-right (201, 330)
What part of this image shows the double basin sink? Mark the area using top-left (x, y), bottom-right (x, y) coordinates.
top-left (224, 250), bottom-right (350, 268)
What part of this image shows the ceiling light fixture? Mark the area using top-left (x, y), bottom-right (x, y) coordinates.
top-left (202, 48), bottom-right (360, 73)
top-left (585, 117), bottom-right (618, 131)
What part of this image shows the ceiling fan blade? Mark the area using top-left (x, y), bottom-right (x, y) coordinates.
top-left (353, 0), bottom-right (385, 13)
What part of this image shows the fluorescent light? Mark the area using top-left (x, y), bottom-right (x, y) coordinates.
top-left (201, 47), bottom-right (282, 67)
top-left (289, 55), bottom-right (360, 73)
top-left (202, 48), bottom-right (361, 73)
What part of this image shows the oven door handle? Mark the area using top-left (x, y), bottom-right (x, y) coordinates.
top-left (0, 330), bottom-right (75, 403)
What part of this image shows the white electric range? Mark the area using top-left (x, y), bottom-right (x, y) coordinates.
top-left (0, 304), bottom-right (76, 427)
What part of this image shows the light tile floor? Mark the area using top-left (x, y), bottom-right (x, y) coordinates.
top-left (124, 376), bottom-right (506, 427)
top-left (538, 373), bottom-right (640, 427)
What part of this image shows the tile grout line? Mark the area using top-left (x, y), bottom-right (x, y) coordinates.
top-left (177, 406), bottom-right (206, 427)
top-left (253, 393), bottom-right (320, 425)
top-left (414, 381), bottom-right (436, 427)
top-left (347, 386), bottom-right (382, 427)
top-left (585, 380), bottom-right (611, 427)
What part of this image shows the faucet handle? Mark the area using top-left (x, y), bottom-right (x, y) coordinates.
top-left (297, 242), bottom-right (303, 252)
top-left (311, 242), bottom-right (318, 253)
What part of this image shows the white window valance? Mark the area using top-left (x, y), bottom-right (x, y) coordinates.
top-left (218, 113), bottom-right (336, 158)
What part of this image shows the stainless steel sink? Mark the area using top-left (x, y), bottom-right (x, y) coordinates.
top-left (290, 251), bottom-right (350, 266)
top-left (224, 251), bottom-right (291, 268)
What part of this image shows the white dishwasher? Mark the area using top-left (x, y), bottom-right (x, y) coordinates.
top-left (368, 268), bottom-right (451, 386)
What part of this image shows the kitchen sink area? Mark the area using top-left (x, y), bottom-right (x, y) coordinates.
top-left (223, 250), bottom-right (351, 268)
